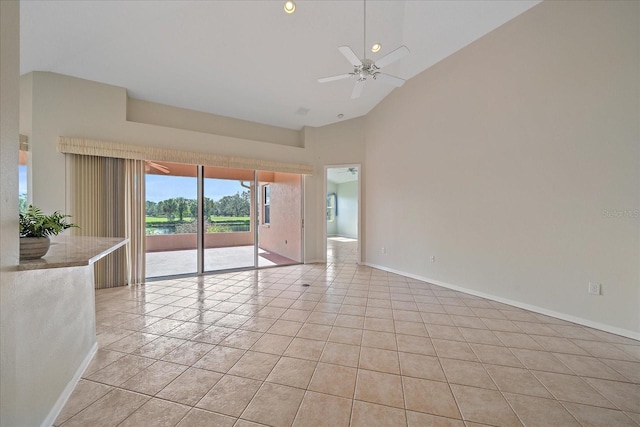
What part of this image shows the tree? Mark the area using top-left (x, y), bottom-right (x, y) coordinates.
top-left (162, 198), bottom-right (177, 221)
top-left (176, 197), bottom-right (187, 221)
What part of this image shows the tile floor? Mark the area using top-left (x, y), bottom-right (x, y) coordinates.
top-left (56, 258), bottom-right (639, 426)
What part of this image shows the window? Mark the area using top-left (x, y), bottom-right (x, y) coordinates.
top-left (263, 184), bottom-right (270, 225)
top-left (327, 193), bottom-right (336, 222)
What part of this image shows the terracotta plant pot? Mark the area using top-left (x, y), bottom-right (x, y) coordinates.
top-left (20, 236), bottom-right (51, 260)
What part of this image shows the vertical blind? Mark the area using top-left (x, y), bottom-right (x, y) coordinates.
top-left (66, 154), bottom-right (128, 288)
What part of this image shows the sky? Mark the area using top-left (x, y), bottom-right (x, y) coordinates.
top-left (19, 166), bottom-right (27, 195)
top-left (145, 175), bottom-right (245, 202)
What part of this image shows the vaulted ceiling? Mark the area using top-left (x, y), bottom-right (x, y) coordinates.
top-left (20, 1), bottom-right (540, 130)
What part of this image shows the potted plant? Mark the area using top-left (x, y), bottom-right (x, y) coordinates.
top-left (19, 205), bottom-right (78, 260)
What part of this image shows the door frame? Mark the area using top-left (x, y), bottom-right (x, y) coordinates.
top-left (323, 164), bottom-right (362, 264)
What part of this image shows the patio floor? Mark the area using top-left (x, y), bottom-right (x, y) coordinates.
top-left (146, 246), bottom-right (296, 278)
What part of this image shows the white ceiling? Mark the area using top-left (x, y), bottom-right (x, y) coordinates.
top-left (20, 0), bottom-right (540, 130)
top-left (328, 167), bottom-right (359, 185)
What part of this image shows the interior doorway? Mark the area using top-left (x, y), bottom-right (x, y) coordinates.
top-left (326, 165), bottom-right (360, 264)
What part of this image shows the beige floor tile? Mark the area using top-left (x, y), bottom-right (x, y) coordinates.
top-left (406, 411), bottom-right (465, 427)
top-left (510, 348), bottom-right (574, 374)
top-left (533, 371), bottom-right (617, 408)
top-left (399, 352), bottom-right (446, 381)
top-left (602, 358), bottom-right (640, 383)
top-left (552, 352), bottom-right (629, 381)
top-left (283, 337), bottom-right (326, 360)
top-left (328, 326), bottom-right (363, 345)
top-left (531, 336), bottom-right (590, 355)
top-left (432, 339), bottom-right (479, 362)
top-left (265, 357), bottom-right (317, 389)
top-left (396, 334), bottom-right (436, 356)
top-left (133, 336), bottom-right (187, 359)
top-left (267, 319), bottom-right (304, 336)
top-left (334, 314), bottom-right (365, 329)
top-left (118, 398), bottom-right (190, 427)
top-left (60, 264), bottom-right (640, 427)
top-left (241, 383), bottom-right (305, 427)
top-left (193, 345), bottom-right (246, 373)
top-left (193, 325), bottom-right (236, 345)
top-left (61, 389), bottom-right (149, 427)
top-left (227, 351), bottom-right (279, 380)
top-left (85, 354), bottom-right (155, 387)
top-left (196, 375), bottom-right (261, 417)
top-left (562, 401), bottom-right (637, 427)
top-left (156, 367), bottom-right (222, 406)
top-left (426, 324), bottom-right (466, 342)
top-left (83, 349), bottom-right (126, 376)
top-left (176, 408), bottom-right (236, 427)
top-left (403, 376), bottom-right (461, 418)
top-left (121, 360), bottom-right (188, 395)
top-left (584, 377), bottom-right (640, 412)
top-left (359, 347), bottom-right (400, 374)
top-left (308, 362), bottom-right (357, 398)
top-left (361, 330), bottom-right (398, 350)
top-left (292, 391), bottom-right (352, 427)
top-left (504, 393), bottom-right (580, 426)
top-left (161, 341), bottom-right (215, 366)
top-left (296, 323), bottom-right (331, 341)
top-left (351, 400), bottom-right (406, 427)
top-left (355, 369), bottom-right (404, 408)
top-left (450, 384), bottom-right (520, 426)
top-left (320, 342), bottom-right (360, 367)
top-left (363, 317), bottom-right (396, 333)
top-left (485, 364), bottom-right (552, 398)
top-left (54, 380), bottom-right (112, 425)
top-left (439, 358), bottom-right (496, 389)
top-left (219, 330), bottom-right (264, 350)
top-left (250, 333), bottom-right (294, 355)
top-left (469, 343), bottom-right (524, 368)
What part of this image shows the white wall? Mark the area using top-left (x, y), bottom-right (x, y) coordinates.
top-left (0, 1), bottom-right (20, 425)
top-left (336, 180), bottom-right (358, 239)
top-left (326, 181), bottom-right (338, 236)
top-left (365, 0), bottom-right (639, 337)
top-left (21, 72), bottom-right (367, 263)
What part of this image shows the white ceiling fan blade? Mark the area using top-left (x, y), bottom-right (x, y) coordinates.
top-left (338, 46), bottom-right (362, 67)
top-left (351, 80), bottom-right (365, 99)
top-left (318, 73), bottom-right (353, 83)
top-left (374, 45), bottom-right (410, 69)
top-left (374, 73), bottom-right (406, 88)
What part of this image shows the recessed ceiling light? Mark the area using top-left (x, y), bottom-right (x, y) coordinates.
top-left (371, 43), bottom-right (382, 53)
top-left (337, 113), bottom-right (344, 119)
top-left (284, 1), bottom-right (296, 14)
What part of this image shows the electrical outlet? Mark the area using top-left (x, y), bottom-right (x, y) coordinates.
top-left (381, 247), bottom-right (386, 254)
top-left (430, 256), bottom-right (436, 263)
top-left (588, 282), bottom-right (601, 295)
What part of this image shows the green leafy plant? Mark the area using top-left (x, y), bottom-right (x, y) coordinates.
top-left (19, 205), bottom-right (78, 238)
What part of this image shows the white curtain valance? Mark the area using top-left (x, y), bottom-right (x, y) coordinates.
top-left (57, 136), bottom-right (314, 175)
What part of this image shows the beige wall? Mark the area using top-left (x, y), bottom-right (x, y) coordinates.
top-left (0, 2), bottom-right (20, 425)
top-left (365, 0), bottom-right (639, 337)
top-left (21, 72), bottom-right (367, 263)
top-left (259, 172), bottom-right (303, 262)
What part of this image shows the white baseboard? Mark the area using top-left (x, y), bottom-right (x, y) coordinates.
top-left (304, 259), bottom-right (325, 264)
top-left (365, 262), bottom-right (640, 341)
top-left (42, 342), bottom-right (98, 427)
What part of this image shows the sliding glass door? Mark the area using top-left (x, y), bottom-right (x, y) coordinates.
top-left (145, 162), bottom-right (302, 279)
top-left (203, 167), bottom-right (255, 272)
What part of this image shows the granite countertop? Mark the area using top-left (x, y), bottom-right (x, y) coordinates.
top-left (18, 235), bottom-right (128, 271)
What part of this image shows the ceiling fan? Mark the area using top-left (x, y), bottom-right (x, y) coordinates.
top-left (145, 160), bottom-right (170, 174)
top-left (318, 0), bottom-right (410, 99)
